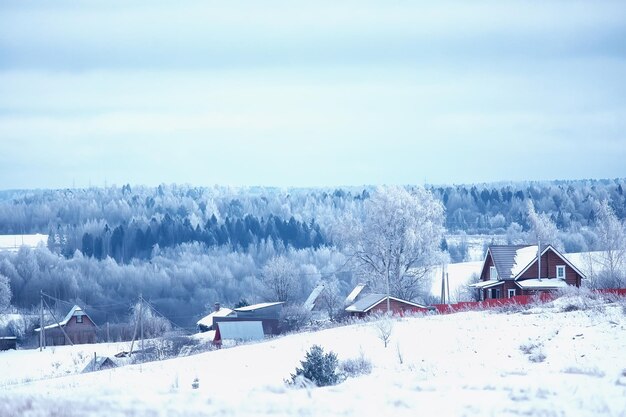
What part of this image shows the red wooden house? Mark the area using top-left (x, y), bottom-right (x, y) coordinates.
top-left (35, 305), bottom-right (97, 346)
top-left (470, 244), bottom-right (585, 299)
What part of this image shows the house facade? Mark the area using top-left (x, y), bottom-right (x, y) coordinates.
top-left (471, 245), bottom-right (584, 300)
top-left (35, 305), bottom-right (97, 346)
top-left (213, 302), bottom-right (284, 335)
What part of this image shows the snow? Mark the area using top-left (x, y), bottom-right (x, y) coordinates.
top-left (510, 245), bottom-right (539, 278)
top-left (0, 234), bottom-right (47, 252)
top-left (516, 279), bottom-right (569, 290)
top-left (196, 308), bottom-right (234, 328)
top-left (1, 297), bottom-right (625, 416)
top-left (429, 261), bottom-right (483, 299)
top-left (234, 302), bottom-right (284, 312)
top-left (470, 280), bottom-right (504, 289)
top-left (344, 283), bottom-right (366, 306)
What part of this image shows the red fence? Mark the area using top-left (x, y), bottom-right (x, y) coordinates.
top-left (432, 289), bottom-right (626, 315)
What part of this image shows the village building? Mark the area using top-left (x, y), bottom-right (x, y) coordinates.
top-left (212, 321), bottom-right (265, 347)
top-left (34, 305), bottom-right (97, 346)
top-left (470, 244), bottom-right (585, 299)
top-left (345, 293), bottom-right (428, 318)
top-left (196, 303), bottom-right (234, 332)
top-left (213, 301), bottom-right (284, 335)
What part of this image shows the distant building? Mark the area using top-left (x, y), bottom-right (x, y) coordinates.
top-left (82, 356), bottom-right (117, 373)
top-left (214, 302), bottom-right (284, 335)
top-left (0, 336), bottom-right (17, 351)
top-left (196, 303), bottom-right (234, 332)
top-left (470, 244), bottom-right (585, 299)
top-left (212, 321), bottom-right (265, 347)
top-left (0, 234), bottom-right (48, 253)
top-left (34, 305), bottom-right (97, 346)
top-left (345, 293), bottom-right (428, 318)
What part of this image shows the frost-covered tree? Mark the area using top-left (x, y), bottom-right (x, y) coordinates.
top-left (344, 186), bottom-right (445, 301)
top-left (526, 200), bottom-right (563, 250)
top-left (592, 200), bottom-right (626, 288)
top-left (261, 256), bottom-right (299, 303)
top-left (0, 273), bottom-right (11, 312)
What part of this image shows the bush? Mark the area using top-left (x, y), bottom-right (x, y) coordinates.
top-left (290, 345), bottom-right (339, 387)
top-left (339, 355), bottom-right (372, 378)
top-left (280, 305), bottom-right (312, 333)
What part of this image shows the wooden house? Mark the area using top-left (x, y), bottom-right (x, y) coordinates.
top-left (196, 303), bottom-right (234, 332)
top-left (470, 244), bottom-right (584, 299)
top-left (34, 305), bottom-right (97, 346)
top-left (212, 321), bottom-right (265, 347)
top-left (345, 293), bottom-right (428, 318)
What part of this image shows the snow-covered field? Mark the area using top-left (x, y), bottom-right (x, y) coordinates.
top-left (0, 234), bottom-right (47, 252)
top-left (1, 296), bottom-right (625, 417)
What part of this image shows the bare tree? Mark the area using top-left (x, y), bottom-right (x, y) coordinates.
top-left (374, 316), bottom-right (393, 348)
top-left (261, 256), bottom-right (299, 303)
top-left (317, 278), bottom-right (343, 321)
top-left (342, 186), bottom-right (445, 301)
top-left (0, 273), bottom-right (11, 312)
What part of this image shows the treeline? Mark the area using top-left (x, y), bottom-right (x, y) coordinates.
top-left (50, 213), bottom-right (325, 264)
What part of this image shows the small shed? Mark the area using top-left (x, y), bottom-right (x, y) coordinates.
top-left (0, 336), bottom-right (17, 351)
top-left (82, 356), bottom-right (117, 373)
top-left (213, 321), bottom-right (264, 347)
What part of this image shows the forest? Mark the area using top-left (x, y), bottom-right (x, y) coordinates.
top-left (0, 179), bottom-right (624, 328)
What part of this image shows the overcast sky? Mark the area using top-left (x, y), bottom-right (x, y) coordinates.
top-left (1, 0), bottom-right (625, 190)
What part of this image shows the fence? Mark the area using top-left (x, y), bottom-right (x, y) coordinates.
top-left (432, 288), bottom-right (626, 315)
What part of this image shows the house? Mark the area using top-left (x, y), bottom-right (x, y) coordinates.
top-left (34, 305), bottom-right (97, 346)
top-left (345, 293), bottom-right (428, 318)
top-left (303, 283), bottom-right (326, 312)
top-left (470, 244), bottom-right (585, 299)
top-left (212, 321), bottom-right (265, 347)
top-left (213, 302), bottom-right (284, 335)
top-left (82, 356), bottom-right (117, 373)
top-left (196, 303), bottom-right (234, 332)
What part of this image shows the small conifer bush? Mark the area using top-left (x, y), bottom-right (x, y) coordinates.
top-left (290, 345), bottom-right (339, 387)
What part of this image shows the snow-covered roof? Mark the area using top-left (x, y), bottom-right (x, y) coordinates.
top-left (196, 308), bottom-right (234, 328)
top-left (303, 283), bottom-right (325, 311)
top-left (215, 321), bottom-right (264, 342)
top-left (345, 293), bottom-right (426, 313)
top-left (515, 279), bottom-right (569, 290)
top-left (510, 246), bottom-right (539, 278)
top-left (234, 302), bottom-right (284, 312)
top-left (35, 305), bottom-right (91, 332)
top-left (469, 280), bottom-right (505, 289)
top-left (344, 283), bottom-right (366, 306)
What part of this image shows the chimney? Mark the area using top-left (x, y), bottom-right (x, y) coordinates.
top-left (537, 240), bottom-right (542, 281)
top-left (214, 302), bottom-right (221, 312)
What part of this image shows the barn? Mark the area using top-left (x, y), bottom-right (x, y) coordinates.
top-left (34, 305), bottom-right (97, 346)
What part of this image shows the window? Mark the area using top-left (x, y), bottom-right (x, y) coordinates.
top-left (490, 288), bottom-right (501, 299)
top-left (490, 266), bottom-right (498, 281)
top-left (76, 315), bottom-right (83, 323)
top-left (556, 265), bottom-right (566, 280)
top-left (508, 289), bottom-right (516, 298)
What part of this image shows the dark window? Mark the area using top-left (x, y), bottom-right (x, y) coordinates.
top-left (76, 315), bottom-right (83, 323)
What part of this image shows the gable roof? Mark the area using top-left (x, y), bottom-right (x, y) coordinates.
top-left (345, 293), bottom-right (426, 313)
top-left (303, 283), bottom-right (325, 311)
top-left (234, 302), bottom-right (284, 312)
top-left (514, 245), bottom-right (587, 280)
top-left (487, 245), bottom-right (537, 280)
top-left (35, 305), bottom-right (95, 332)
top-left (196, 308), bottom-right (234, 328)
top-left (344, 283), bottom-right (366, 306)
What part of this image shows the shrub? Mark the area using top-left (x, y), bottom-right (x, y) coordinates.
top-left (339, 354), bottom-right (372, 378)
top-left (280, 305), bottom-right (312, 333)
top-left (290, 345), bottom-right (339, 387)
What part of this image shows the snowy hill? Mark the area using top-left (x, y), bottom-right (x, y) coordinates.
top-left (1, 297), bottom-right (625, 417)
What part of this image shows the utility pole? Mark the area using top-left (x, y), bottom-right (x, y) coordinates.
top-left (139, 294), bottom-right (144, 358)
top-left (537, 240), bottom-right (542, 281)
top-left (39, 291), bottom-right (44, 351)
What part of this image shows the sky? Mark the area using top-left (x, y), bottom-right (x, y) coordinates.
top-left (1, 0), bottom-right (625, 190)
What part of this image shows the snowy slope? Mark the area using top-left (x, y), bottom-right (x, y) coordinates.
top-left (1, 299), bottom-right (625, 417)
